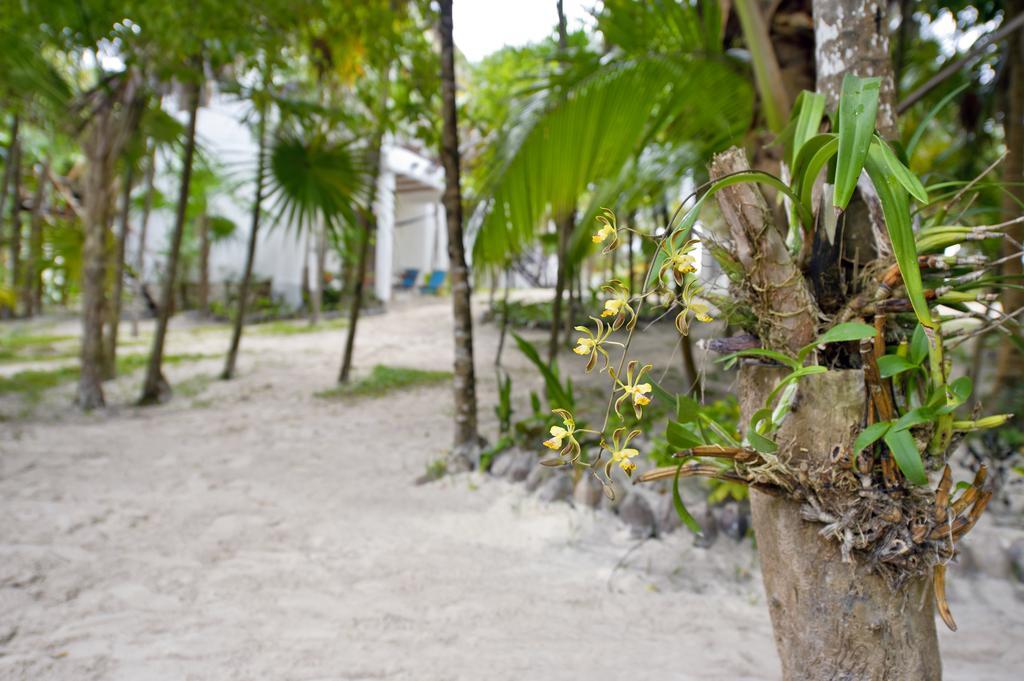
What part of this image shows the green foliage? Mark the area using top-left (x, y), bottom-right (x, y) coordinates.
top-left (314, 365), bottom-right (451, 400)
top-left (512, 333), bottom-right (575, 412)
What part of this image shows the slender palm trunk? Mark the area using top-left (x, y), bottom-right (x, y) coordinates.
top-left (222, 88), bottom-right (269, 380)
top-left (339, 78), bottom-right (389, 383)
top-left (311, 216), bottom-right (326, 325)
top-left (104, 165), bottom-right (135, 378)
top-left (439, 0), bottom-right (480, 462)
top-left (8, 136), bottom-right (22, 307)
top-left (338, 207), bottom-right (376, 383)
top-left (132, 145), bottom-right (157, 337)
top-left (197, 211), bottom-right (210, 315)
top-left (548, 212), bottom-right (572, 362)
top-left (140, 81), bottom-right (201, 404)
top-left (0, 115), bottom-right (17, 239)
top-left (24, 159), bottom-right (49, 317)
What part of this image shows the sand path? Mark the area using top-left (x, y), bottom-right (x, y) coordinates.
top-left (1, 299), bottom-right (1022, 680)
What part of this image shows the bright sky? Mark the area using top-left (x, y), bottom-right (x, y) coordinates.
top-left (453, 0), bottom-right (597, 62)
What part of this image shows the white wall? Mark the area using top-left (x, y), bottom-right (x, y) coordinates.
top-left (137, 92), bottom-right (451, 309)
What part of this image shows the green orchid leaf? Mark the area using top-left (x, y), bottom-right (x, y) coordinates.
top-left (883, 427), bottom-right (928, 485)
top-left (834, 74), bottom-right (881, 209)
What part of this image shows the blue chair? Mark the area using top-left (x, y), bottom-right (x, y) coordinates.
top-left (397, 268), bottom-right (419, 290)
top-left (419, 270), bottom-right (447, 295)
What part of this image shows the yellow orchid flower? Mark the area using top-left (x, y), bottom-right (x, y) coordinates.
top-left (542, 408), bottom-right (585, 464)
top-left (572, 316), bottom-right (622, 372)
top-left (610, 360), bottom-right (654, 420)
top-left (658, 237), bottom-right (700, 285)
top-left (592, 208), bottom-right (620, 254)
top-left (675, 278), bottom-right (714, 336)
top-left (599, 280), bottom-right (636, 330)
top-left (601, 427), bottom-right (642, 479)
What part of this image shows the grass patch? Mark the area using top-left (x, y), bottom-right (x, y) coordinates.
top-left (251, 317), bottom-right (347, 336)
top-left (315, 364), bottom-right (451, 400)
top-left (0, 352), bottom-right (214, 402)
top-left (0, 331), bottom-right (77, 363)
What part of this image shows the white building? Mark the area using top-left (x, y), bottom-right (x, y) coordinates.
top-left (140, 88), bottom-right (450, 310)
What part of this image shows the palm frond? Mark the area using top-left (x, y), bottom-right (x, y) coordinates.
top-left (469, 55), bottom-right (753, 268)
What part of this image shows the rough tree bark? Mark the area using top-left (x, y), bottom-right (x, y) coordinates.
top-left (740, 367), bottom-right (941, 681)
top-left (24, 159), bottom-right (50, 317)
top-left (140, 80), bottom-right (201, 404)
top-left (994, 0), bottom-right (1024, 400)
top-left (104, 165), bottom-right (135, 379)
top-left (222, 87), bottom-right (269, 380)
top-left (439, 0), bottom-right (481, 464)
top-left (711, 2), bottom-right (942, 677)
top-left (76, 73), bottom-right (143, 409)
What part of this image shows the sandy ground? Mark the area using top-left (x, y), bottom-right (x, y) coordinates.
top-left (1, 297), bottom-right (1023, 680)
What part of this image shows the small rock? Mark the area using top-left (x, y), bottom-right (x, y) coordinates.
top-left (619, 492), bottom-right (656, 538)
top-left (536, 474), bottom-right (573, 503)
top-left (524, 462), bottom-right (554, 491)
top-left (1008, 539), bottom-right (1024, 583)
top-left (654, 494), bottom-right (681, 535)
top-left (693, 505), bottom-right (719, 549)
top-left (713, 501), bottom-right (751, 542)
top-left (495, 450), bottom-right (534, 482)
top-left (573, 475), bottom-right (604, 508)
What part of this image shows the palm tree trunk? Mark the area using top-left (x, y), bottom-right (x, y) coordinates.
top-left (339, 71), bottom-right (390, 384)
top-left (197, 211), bottom-right (210, 315)
top-left (8, 134), bottom-right (22, 308)
top-left (131, 144), bottom-right (157, 337)
top-left (103, 165), bottom-right (135, 379)
top-left (338, 207), bottom-right (376, 383)
top-left (222, 85), bottom-right (269, 380)
top-left (548, 211), bottom-right (572, 362)
top-left (439, 0), bottom-right (480, 462)
top-left (311, 216), bottom-right (326, 325)
top-left (0, 115), bottom-right (18, 271)
top-left (24, 158), bottom-right (49, 317)
top-left (140, 81), bottom-right (201, 405)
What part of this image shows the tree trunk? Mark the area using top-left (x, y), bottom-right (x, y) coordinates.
top-left (0, 115), bottom-right (17, 245)
top-left (439, 0), bottom-right (481, 464)
top-left (813, 0), bottom-right (897, 137)
top-left (994, 0), bottom-right (1024, 403)
top-left (103, 165), bottom-right (134, 379)
top-left (740, 366), bottom-right (941, 681)
top-left (339, 71), bottom-right (389, 384)
top-left (24, 159), bottom-right (49, 317)
top-left (339, 208), bottom-right (376, 382)
top-left (222, 86), bottom-right (269, 380)
top-left (131, 144), bottom-right (157, 337)
top-left (0, 114), bottom-right (17, 233)
top-left (8, 135), bottom-right (22, 308)
top-left (548, 211), bottom-right (572, 362)
top-left (197, 211), bottom-right (210, 315)
top-left (311, 216), bottom-right (326, 325)
top-left (140, 81), bottom-right (201, 405)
